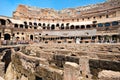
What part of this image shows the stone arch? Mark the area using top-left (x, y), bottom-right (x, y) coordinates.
top-left (105, 22), bottom-right (110, 27)
top-left (61, 23), bottom-right (64, 29)
top-left (20, 24), bottom-right (23, 28)
top-left (112, 21), bottom-right (119, 26)
top-left (70, 25), bottom-right (74, 29)
top-left (34, 22), bottom-right (37, 26)
top-left (51, 24), bottom-right (55, 30)
top-left (66, 23), bottom-right (69, 26)
top-left (4, 33), bottom-right (10, 40)
top-left (25, 25), bottom-right (28, 29)
top-left (81, 25), bottom-right (85, 29)
top-left (30, 35), bottom-right (33, 40)
top-left (38, 23), bottom-right (41, 26)
top-left (75, 25), bottom-right (79, 29)
top-left (0, 19), bottom-right (6, 25)
top-left (24, 21), bottom-right (27, 25)
top-left (43, 23), bottom-right (46, 26)
top-left (86, 25), bottom-right (91, 28)
top-left (66, 23), bottom-right (70, 29)
top-left (47, 24), bottom-right (50, 30)
top-left (29, 22), bottom-right (32, 25)
top-left (14, 24), bottom-right (18, 28)
top-left (56, 23), bottom-right (59, 27)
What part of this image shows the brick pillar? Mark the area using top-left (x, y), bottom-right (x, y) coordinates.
top-left (64, 62), bottom-right (80, 80)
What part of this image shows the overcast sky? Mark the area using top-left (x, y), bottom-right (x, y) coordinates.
top-left (0, 0), bottom-right (106, 17)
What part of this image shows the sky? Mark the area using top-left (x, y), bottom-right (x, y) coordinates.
top-left (0, 0), bottom-right (106, 17)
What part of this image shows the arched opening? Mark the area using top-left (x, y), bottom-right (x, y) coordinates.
top-left (43, 23), bottom-right (46, 26)
top-left (70, 25), bottom-right (74, 29)
top-left (75, 25), bottom-right (79, 29)
top-left (0, 19), bottom-right (6, 25)
top-left (47, 24), bottom-right (50, 27)
top-left (98, 23), bottom-right (103, 27)
top-left (56, 23), bottom-right (59, 27)
top-left (34, 27), bottom-right (37, 29)
top-left (29, 22), bottom-right (32, 25)
top-left (34, 22), bottom-right (37, 26)
top-left (14, 24), bottom-right (18, 28)
top-left (24, 21), bottom-right (27, 25)
top-left (24, 21), bottom-right (28, 29)
top-left (30, 35), bottom-right (33, 40)
top-left (61, 24), bottom-right (64, 30)
top-left (81, 25), bottom-right (85, 29)
top-left (66, 23), bottom-right (69, 29)
top-left (20, 24), bottom-right (23, 28)
top-left (4, 34), bottom-right (10, 40)
top-left (112, 21), bottom-right (118, 26)
top-left (66, 23), bottom-right (69, 26)
top-left (51, 24), bottom-right (55, 30)
top-left (47, 24), bottom-right (50, 30)
top-left (105, 23), bottom-right (110, 27)
top-left (43, 27), bottom-right (46, 29)
top-left (25, 25), bottom-right (28, 29)
top-left (38, 23), bottom-right (41, 26)
top-left (86, 25), bottom-right (91, 28)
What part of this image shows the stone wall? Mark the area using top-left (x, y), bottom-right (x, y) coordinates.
top-left (53, 54), bottom-right (79, 68)
top-left (0, 62), bottom-right (4, 78)
top-left (64, 62), bottom-right (80, 80)
top-left (1, 43), bottom-right (120, 80)
top-left (89, 59), bottom-right (120, 79)
top-left (6, 51), bottom-right (63, 80)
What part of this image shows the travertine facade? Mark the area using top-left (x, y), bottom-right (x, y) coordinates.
top-left (0, 0), bottom-right (120, 45)
top-left (0, 0), bottom-right (120, 80)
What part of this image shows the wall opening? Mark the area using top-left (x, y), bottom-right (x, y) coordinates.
top-left (30, 35), bottom-right (33, 40)
top-left (35, 76), bottom-right (42, 80)
top-left (51, 24), bottom-right (55, 30)
top-left (4, 34), bottom-right (10, 40)
top-left (0, 19), bottom-right (6, 25)
top-left (1, 49), bottom-right (12, 73)
top-left (70, 25), bottom-right (74, 29)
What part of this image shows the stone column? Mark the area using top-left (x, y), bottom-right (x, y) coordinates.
top-left (95, 36), bottom-right (98, 43)
top-left (64, 62), bottom-right (80, 80)
top-left (117, 35), bottom-right (119, 43)
top-left (79, 56), bottom-right (92, 79)
top-left (102, 36), bottom-right (104, 43)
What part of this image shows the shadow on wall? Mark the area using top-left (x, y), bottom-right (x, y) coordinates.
top-left (1, 47), bottom-right (20, 73)
top-left (1, 49), bottom-right (11, 73)
top-left (35, 76), bottom-right (43, 80)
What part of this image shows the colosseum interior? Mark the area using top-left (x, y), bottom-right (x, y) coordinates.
top-left (0, 0), bottom-right (120, 80)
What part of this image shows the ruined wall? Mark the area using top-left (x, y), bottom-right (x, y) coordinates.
top-left (5, 51), bottom-right (63, 80)
top-left (89, 59), bottom-right (120, 79)
top-left (13, 0), bottom-right (120, 20)
top-left (1, 43), bottom-right (120, 80)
